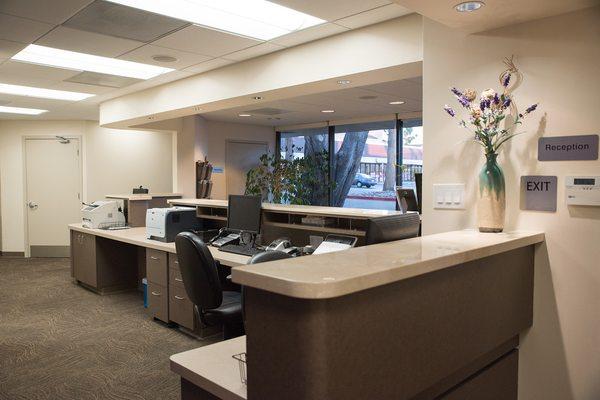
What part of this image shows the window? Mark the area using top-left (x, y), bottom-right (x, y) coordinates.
top-left (275, 118), bottom-right (422, 210)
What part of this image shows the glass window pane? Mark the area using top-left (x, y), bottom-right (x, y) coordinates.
top-left (333, 120), bottom-right (397, 210)
top-left (400, 119), bottom-right (423, 192)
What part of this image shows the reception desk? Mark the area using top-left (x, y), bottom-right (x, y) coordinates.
top-left (171, 230), bottom-right (544, 400)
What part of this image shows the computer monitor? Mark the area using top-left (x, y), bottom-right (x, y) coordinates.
top-left (396, 188), bottom-right (419, 213)
top-left (227, 195), bottom-right (262, 234)
top-left (365, 213), bottom-right (420, 245)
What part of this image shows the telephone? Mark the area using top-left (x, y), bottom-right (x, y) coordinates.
top-left (209, 229), bottom-right (240, 248)
top-left (266, 238), bottom-right (293, 252)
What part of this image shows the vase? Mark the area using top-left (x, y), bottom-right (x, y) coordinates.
top-left (477, 153), bottom-right (505, 232)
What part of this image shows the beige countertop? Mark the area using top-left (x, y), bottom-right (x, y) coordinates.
top-left (170, 336), bottom-right (247, 400)
top-left (106, 193), bottom-right (182, 201)
top-left (169, 198), bottom-right (406, 218)
top-left (68, 223), bottom-right (249, 267)
top-left (232, 230), bottom-right (545, 299)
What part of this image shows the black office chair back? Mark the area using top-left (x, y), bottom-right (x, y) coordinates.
top-left (366, 213), bottom-right (421, 245)
top-left (175, 232), bottom-right (222, 310)
top-left (415, 172), bottom-right (423, 214)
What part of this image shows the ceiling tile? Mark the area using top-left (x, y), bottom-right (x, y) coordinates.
top-left (48, 80), bottom-right (115, 95)
top-left (153, 25), bottom-right (261, 57)
top-left (0, 39), bottom-right (27, 59)
top-left (0, 0), bottom-right (93, 24)
top-left (270, 0), bottom-right (391, 21)
top-left (63, 1), bottom-right (188, 43)
top-left (0, 60), bottom-right (81, 82)
top-left (119, 44), bottom-right (212, 70)
top-left (0, 13), bottom-right (54, 43)
top-left (36, 26), bottom-right (143, 57)
top-left (224, 42), bottom-right (285, 62)
top-left (65, 72), bottom-right (142, 88)
top-left (183, 58), bottom-right (236, 74)
top-left (271, 23), bottom-right (349, 47)
top-left (335, 4), bottom-right (412, 29)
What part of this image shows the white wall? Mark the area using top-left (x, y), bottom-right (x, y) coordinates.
top-left (0, 120), bottom-right (175, 252)
top-left (422, 7), bottom-right (599, 400)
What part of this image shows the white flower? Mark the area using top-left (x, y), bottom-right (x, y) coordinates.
top-left (481, 88), bottom-right (496, 99)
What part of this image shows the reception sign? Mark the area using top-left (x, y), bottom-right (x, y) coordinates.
top-left (538, 134), bottom-right (598, 161)
top-left (520, 176), bottom-right (558, 212)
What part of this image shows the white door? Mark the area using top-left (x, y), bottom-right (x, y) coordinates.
top-left (225, 141), bottom-right (268, 195)
top-left (25, 137), bottom-right (81, 257)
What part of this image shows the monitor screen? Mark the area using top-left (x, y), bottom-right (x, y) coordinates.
top-left (227, 195), bottom-right (262, 233)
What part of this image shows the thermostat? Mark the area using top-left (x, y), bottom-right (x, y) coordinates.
top-left (565, 176), bottom-right (600, 206)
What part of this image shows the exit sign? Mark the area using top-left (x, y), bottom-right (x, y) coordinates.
top-left (520, 176), bottom-right (558, 212)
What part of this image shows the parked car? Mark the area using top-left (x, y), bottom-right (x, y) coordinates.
top-left (353, 173), bottom-right (376, 188)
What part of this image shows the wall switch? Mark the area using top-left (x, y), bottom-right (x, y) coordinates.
top-left (433, 184), bottom-right (466, 209)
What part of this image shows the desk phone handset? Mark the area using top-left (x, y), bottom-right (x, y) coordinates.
top-left (266, 238), bottom-right (302, 256)
top-left (209, 228), bottom-right (240, 248)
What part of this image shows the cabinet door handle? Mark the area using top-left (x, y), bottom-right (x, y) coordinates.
top-left (174, 261), bottom-right (179, 264)
top-left (151, 291), bottom-right (161, 296)
top-left (175, 278), bottom-right (183, 282)
top-left (174, 295), bottom-right (185, 300)
top-left (150, 256), bottom-right (159, 260)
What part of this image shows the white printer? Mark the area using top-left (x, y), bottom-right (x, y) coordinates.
top-left (146, 207), bottom-right (202, 242)
top-left (81, 201), bottom-right (126, 229)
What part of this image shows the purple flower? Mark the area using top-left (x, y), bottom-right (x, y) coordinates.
top-left (450, 87), bottom-right (463, 97)
top-left (493, 93), bottom-right (500, 105)
top-left (525, 103), bottom-right (538, 114)
top-left (502, 73), bottom-right (511, 87)
top-left (458, 96), bottom-right (470, 108)
top-left (480, 99), bottom-right (490, 111)
top-left (503, 97), bottom-right (512, 108)
top-left (443, 105), bottom-right (455, 117)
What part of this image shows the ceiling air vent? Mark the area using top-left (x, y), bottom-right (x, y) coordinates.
top-left (63, 0), bottom-right (189, 43)
top-left (245, 108), bottom-right (291, 116)
top-left (65, 71), bottom-right (142, 88)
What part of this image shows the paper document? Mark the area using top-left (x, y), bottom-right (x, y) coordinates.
top-left (313, 242), bottom-right (352, 255)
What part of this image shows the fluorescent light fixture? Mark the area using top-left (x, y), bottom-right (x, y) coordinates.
top-left (239, 113), bottom-right (252, 117)
top-left (106, 0), bottom-right (326, 41)
top-left (455, 1), bottom-right (485, 12)
top-left (12, 44), bottom-right (174, 80)
top-left (321, 109), bottom-right (335, 113)
top-left (0, 83), bottom-right (94, 101)
top-left (0, 105), bottom-right (48, 115)
top-left (389, 101), bottom-right (405, 105)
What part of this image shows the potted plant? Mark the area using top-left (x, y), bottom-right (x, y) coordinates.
top-left (443, 58), bottom-right (538, 232)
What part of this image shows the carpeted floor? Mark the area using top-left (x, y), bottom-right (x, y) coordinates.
top-left (0, 257), bottom-right (217, 400)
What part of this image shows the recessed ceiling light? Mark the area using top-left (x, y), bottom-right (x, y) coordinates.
top-left (239, 113), bottom-right (252, 117)
top-left (152, 55), bottom-right (178, 63)
top-left (105, 0), bottom-right (325, 41)
top-left (0, 105), bottom-right (48, 115)
top-left (455, 1), bottom-right (485, 12)
top-left (321, 109), bottom-right (335, 113)
top-left (337, 80), bottom-right (351, 85)
top-left (0, 83), bottom-right (94, 101)
top-left (389, 101), bottom-right (405, 105)
top-left (12, 44), bottom-right (174, 80)
top-left (252, 96), bottom-right (263, 100)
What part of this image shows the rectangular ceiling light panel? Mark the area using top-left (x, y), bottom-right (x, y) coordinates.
top-left (0, 83), bottom-right (94, 101)
top-left (0, 105), bottom-right (48, 115)
top-left (12, 44), bottom-right (174, 80)
top-left (106, 0), bottom-right (326, 40)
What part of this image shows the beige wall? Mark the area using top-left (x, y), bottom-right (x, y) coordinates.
top-left (0, 120), bottom-right (175, 252)
top-left (422, 7), bottom-right (600, 400)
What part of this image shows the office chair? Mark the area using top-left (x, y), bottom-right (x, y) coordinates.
top-left (175, 232), bottom-right (244, 340)
top-left (365, 213), bottom-right (421, 245)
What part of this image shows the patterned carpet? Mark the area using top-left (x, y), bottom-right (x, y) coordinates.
top-left (0, 257), bottom-right (216, 400)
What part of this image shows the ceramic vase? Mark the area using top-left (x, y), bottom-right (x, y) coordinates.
top-left (478, 153), bottom-right (505, 232)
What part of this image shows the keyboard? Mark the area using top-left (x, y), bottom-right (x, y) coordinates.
top-left (219, 244), bottom-right (263, 257)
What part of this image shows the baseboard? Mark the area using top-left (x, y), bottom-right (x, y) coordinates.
top-left (0, 251), bottom-right (25, 257)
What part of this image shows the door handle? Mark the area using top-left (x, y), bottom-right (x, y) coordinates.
top-left (28, 201), bottom-right (38, 210)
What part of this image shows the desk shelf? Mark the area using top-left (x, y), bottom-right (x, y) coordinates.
top-left (264, 221), bottom-right (366, 237)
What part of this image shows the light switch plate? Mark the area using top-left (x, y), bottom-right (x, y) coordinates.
top-left (433, 184), bottom-right (466, 209)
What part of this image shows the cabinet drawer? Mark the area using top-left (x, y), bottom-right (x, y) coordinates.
top-left (146, 248), bottom-right (167, 286)
top-left (71, 231), bottom-right (97, 287)
top-left (169, 267), bottom-right (185, 288)
top-left (147, 282), bottom-right (168, 322)
top-left (169, 253), bottom-right (180, 271)
top-left (169, 284), bottom-right (195, 330)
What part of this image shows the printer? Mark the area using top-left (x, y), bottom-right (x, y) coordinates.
top-left (146, 207), bottom-right (202, 242)
top-left (82, 201), bottom-right (126, 229)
